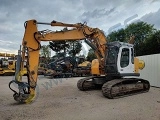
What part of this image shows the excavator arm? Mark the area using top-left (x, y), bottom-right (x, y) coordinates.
top-left (9, 19), bottom-right (107, 103)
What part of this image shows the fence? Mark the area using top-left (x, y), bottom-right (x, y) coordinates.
top-left (137, 54), bottom-right (160, 87)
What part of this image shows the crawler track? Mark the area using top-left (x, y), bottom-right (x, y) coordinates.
top-left (102, 78), bottom-right (150, 99)
top-left (77, 76), bottom-right (95, 91)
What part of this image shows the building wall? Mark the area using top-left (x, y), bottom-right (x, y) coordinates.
top-left (137, 54), bottom-right (160, 87)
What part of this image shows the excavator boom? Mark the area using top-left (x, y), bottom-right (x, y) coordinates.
top-left (9, 19), bottom-right (107, 103)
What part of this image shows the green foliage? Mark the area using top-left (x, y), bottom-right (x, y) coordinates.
top-left (40, 45), bottom-right (51, 63)
top-left (68, 41), bottom-right (82, 57)
top-left (140, 30), bottom-right (160, 56)
top-left (125, 22), bottom-right (155, 43)
top-left (49, 41), bottom-right (70, 54)
top-left (107, 21), bottom-right (159, 56)
top-left (49, 40), bottom-right (82, 57)
top-left (86, 49), bottom-right (97, 62)
top-left (107, 28), bottom-right (126, 42)
top-left (49, 27), bottom-right (82, 57)
top-left (40, 45), bottom-right (51, 57)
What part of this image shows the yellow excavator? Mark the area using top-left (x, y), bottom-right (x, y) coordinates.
top-left (73, 58), bottom-right (91, 77)
top-left (0, 53), bottom-right (15, 75)
top-left (9, 19), bottom-right (150, 103)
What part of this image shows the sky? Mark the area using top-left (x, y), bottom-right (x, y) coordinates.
top-left (0, 0), bottom-right (160, 56)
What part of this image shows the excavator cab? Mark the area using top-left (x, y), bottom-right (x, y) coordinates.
top-left (105, 41), bottom-right (138, 77)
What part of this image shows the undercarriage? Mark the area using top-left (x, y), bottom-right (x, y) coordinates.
top-left (77, 76), bottom-right (150, 98)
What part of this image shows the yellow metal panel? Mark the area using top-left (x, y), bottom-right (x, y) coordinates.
top-left (91, 59), bottom-right (100, 75)
top-left (134, 57), bottom-right (139, 73)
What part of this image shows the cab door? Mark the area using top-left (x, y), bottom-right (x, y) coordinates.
top-left (117, 47), bottom-right (134, 76)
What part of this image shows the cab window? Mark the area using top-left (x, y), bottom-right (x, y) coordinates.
top-left (120, 48), bottom-right (129, 68)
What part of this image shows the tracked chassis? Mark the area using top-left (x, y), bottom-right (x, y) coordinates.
top-left (77, 76), bottom-right (150, 98)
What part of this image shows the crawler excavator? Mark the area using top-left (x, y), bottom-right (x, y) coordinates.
top-left (9, 19), bottom-right (150, 103)
top-left (44, 56), bottom-right (91, 78)
top-left (44, 56), bottom-right (77, 78)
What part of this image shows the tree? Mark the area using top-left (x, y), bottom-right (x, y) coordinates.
top-left (68, 41), bottom-right (82, 57)
top-left (40, 45), bottom-right (51, 63)
top-left (49, 27), bottom-right (82, 57)
top-left (49, 41), bottom-right (70, 56)
top-left (125, 22), bottom-right (155, 43)
top-left (107, 28), bottom-right (126, 42)
top-left (86, 49), bottom-right (97, 62)
top-left (49, 27), bottom-right (70, 57)
top-left (141, 30), bottom-right (160, 55)
top-left (107, 21), bottom-right (157, 56)
top-left (125, 22), bottom-right (156, 56)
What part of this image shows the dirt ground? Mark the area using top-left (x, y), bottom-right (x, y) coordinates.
top-left (0, 76), bottom-right (160, 120)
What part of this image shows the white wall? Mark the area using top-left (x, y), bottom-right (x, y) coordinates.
top-left (137, 54), bottom-right (160, 87)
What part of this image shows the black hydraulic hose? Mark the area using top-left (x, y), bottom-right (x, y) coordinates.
top-left (9, 80), bottom-right (30, 94)
top-left (9, 80), bottom-right (18, 94)
top-left (24, 21), bottom-right (27, 29)
top-left (33, 32), bottom-right (41, 51)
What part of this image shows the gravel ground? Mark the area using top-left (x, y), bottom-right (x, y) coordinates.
top-left (0, 75), bottom-right (160, 120)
